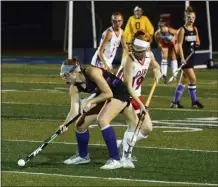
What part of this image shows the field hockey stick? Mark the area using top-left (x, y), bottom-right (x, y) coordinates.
top-left (125, 80), bottom-right (157, 157)
top-left (17, 113), bottom-right (81, 167)
top-left (168, 50), bottom-right (194, 83)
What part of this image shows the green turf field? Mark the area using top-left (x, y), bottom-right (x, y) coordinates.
top-left (1, 64), bottom-right (218, 186)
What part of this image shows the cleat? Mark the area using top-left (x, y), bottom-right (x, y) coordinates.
top-left (121, 157), bottom-right (135, 169)
top-left (117, 140), bottom-right (138, 162)
top-left (170, 101), bottom-right (184, 108)
top-left (192, 100), bottom-right (204, 109)
top-left (162, 75), bottom-right (168, 84)
top-left (100, 159), bottom-right (123, 170)
top-left (64, 153), bottom-right (90, 165)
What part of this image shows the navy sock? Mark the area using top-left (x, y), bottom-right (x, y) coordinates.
top-left (101, 125), bottom-right (120, 160)
top-left (76, 130), bottom-right (89, 158)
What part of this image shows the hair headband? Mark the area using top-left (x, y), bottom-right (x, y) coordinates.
top-left (133, 38), bottom-right (150, 48)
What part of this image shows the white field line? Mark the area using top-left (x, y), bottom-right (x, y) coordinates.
top-left (3, 139), bottom-right (218, 153)
top-left (2, 171), bottom-right (217, 186)
top-left (3, 117), bottom-right (218, 128)
top-left (160, 119), bottom-right (218, 124)
top-left (89, 124), bottom-right (203, 133)
top-left (2, 79), bottom-right (217, 86)
top-left (2, 101), bottom-right (217, 113)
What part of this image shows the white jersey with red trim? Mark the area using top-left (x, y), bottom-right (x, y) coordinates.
top-left (116, 52), bottom-right (151, 97)
top-left (91, 27), bottom-right (123, 68)
top-left (159, 27), bottom-right (175, 44)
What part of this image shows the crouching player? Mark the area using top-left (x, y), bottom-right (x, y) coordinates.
top-left (154, 18), bottom-right (178, 83)
top-left (116, 30), bottom-right (162, 165)
top-left (59, 58), bottom-right (142, 169)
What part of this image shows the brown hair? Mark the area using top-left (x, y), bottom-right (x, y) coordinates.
top-left (185, 6), bottom-right (195, 16)
top-left (111, 12), bottom-right (123, 20)
top-left (133, 29), bottom-right (151, 43)
top-left (63, 57), bottom-right (79, 65)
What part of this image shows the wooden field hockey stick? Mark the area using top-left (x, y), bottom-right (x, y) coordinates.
top-left (168, 50), bottom-right (194, 83)
top-left (125, 80), bottom-right (157, 157)
top-left (18, 113), bottom-right (81, 166)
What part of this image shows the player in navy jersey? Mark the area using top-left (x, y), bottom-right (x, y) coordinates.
top-left (58, 58), bottom-right (142, 170)
top-left (170, 6), bottom-right (204, 109)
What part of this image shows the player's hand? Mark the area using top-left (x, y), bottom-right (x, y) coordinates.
top-left (59, 124), bottom-right (68, 134)
top-left (83, 101), bottom-right (92, 112)
top-left (139, 104), bottom-right (147, 115)
top-left (153, 68), bottom-right (162, 84)
top-left (181, 59), bottom-right (187, 65)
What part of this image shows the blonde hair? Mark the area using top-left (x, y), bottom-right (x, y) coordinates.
top-left (111, 12), bottom-right (123, 20)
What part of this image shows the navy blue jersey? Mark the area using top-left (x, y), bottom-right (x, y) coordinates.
top-left (182, 25), bottom-right (197, 58)
top-left (75, 68), bottom-right (130, 103)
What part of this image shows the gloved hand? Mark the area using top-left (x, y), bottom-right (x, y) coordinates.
top-left (153, 68), bottom-right (162, 84)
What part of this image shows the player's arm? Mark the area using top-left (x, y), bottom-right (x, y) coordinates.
top-left (98, 29), bottom-right (113, 68)
top-left (177, 27), bottom-right (185, 62)
top-left (168, 27), bottom-right (178, 36)
top-left (123, 56), bottom-right (144, 108)
top-left (121, 32), bottom-right (129, 57)
top-left (84, 67), bottom-right (113, 107)
top-left (149, 51), bottom-right (162, 83)
top-left (59, 85), bottom-right (80, 133)
top-left (194, 27), bottom-right (200, 46)
top-left (154, 30), bottom-right (161, 47)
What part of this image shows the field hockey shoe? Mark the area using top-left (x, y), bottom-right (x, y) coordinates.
top-left (100, 158), bottom-right (123, 170)
top-left (161, 75), bottom-right (168, 84)
top-left (121, 157), bottom-right (135, 169)
top-left (192, 100), bottom-right (204, 109)
top-left (64, 153), bottom-right (90, 165)
top-left (116, 140), bottom-right (138, 162)
top-left (170, 101), bottom-right (184, 108)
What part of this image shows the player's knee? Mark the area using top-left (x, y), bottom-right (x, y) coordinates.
top-left (76, 123), bottom-right (87, 132)
top-left (141, 121), bottom-right (153, 135)
top-left (96, 117), bottom-right (108, 128)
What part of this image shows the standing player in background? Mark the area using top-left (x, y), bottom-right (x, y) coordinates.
top-left (124, 6), bottom-right (154, 48)
top-left (116, 30), bottom-right (162, 168)
top-left (154, 18), bottom-right (178, 83)
top-left (91, 12), bottom-right (129, 73)
top-left (170, 6), bottom-right (204, 109)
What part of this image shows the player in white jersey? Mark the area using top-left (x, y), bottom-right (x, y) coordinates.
top-left (116, 30), bottom-right (162, 168)
top-left (154, 18), bottom-right (178, 83)
top-left (91, 12), bottom-right (129, 73)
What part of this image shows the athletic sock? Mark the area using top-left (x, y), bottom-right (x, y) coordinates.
top-left (122, 129), bottom-right (147, 159)
top-left (161, 60), bottom-right (168, 76)
top-left (173, 83), bottom-right (186, 103)
top-left (101, 125), bottom-right (120, 160)
top-left (188, 84), bottom-right (197, 103)
top-left (171, 60), bottom-right (178, 75)
top-left (76, 129), bottom-right (89, 158)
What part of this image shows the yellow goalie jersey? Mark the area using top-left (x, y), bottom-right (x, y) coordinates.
top-left (124, 15), bottom-right (154, 43)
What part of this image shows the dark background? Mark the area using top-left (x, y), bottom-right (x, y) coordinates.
top-left (2, 1), bottom-right (218, 51)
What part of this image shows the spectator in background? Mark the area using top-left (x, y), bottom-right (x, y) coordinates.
top-left (124, 6), bottom-right (154, 45)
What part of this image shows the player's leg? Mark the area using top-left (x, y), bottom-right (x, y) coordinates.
top-left (161, 48), bottom-right (169, 83)
top-left (170, 44), bottom-right (178, 79)
top-left (64, 103), bottom-right (104, 165)
top-left (170, 72), bottom-right (188, 108)
top-left (184, 68), bottom-right (204, 108)
top-left (97, 98), bottom-right (128, 169)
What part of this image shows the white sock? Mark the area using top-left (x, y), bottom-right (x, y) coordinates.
top-left (136, 131), bottom-right (147, 141)
top-left (161, 60), bottom-right (168, 76)
top-left (171, 60), bottom-right (178, 75)
top-left (122, 129), bottom-right (134, 159)
top-left (122, 129), bottom-right (147, 158)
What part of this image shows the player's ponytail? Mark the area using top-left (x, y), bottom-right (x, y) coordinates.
top-left (185, 6), bottom-right (195, 16)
